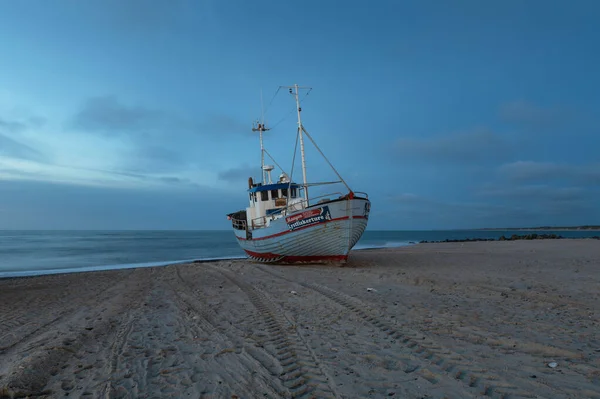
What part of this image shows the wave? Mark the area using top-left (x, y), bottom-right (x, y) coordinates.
top-left (353, 241), bottom-right (415, 250)
top-left (1, 241), bottom-right (418, 279)
top-left (0, 255), bottom-right (247, 279)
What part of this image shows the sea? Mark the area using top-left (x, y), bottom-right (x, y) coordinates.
top-left (1, 229), bottom-right (598, 278)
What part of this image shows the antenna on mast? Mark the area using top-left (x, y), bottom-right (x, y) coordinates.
top-left (252, 89), bottom-right (270, 184)
top-left (281, 84), bottom-right (311, 203)
top-left (261, 88), bottom-right (265, 127)
top-left (281, 84), bottom-right (352, 205)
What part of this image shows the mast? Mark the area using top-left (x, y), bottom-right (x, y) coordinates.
top-left (252, 90), bottom-right (269, 184)
top-left (252, 123), bottom-right (269, 184)
top-left (292, 84), bottom-right (309, 203)
top-left (260, 89), bottom-right (266, 184)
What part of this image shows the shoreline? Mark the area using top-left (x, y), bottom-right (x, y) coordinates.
top-left (2, 236), bottom-right (599, 280)
top-left (421, 233), bottom-right (600, 243)
top-left (0, 245), bottom-right (417, 280)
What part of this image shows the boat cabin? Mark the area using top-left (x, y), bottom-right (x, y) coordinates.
top-left (246, 173), bottom-right (304, 228)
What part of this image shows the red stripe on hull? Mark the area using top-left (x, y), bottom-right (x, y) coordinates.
top-left (237, 215), bottom-right (367, 241)
top-left (244, 249), bottom-right (347, 264)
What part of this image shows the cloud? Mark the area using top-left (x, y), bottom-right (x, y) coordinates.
top-left (67, 95), bottom-right (250, 176)
top-left (0, 118), bottom-right (27, 133)
top-left (71, 96), bottom-right (165, 135)
top-left (497, 161), bottom-right (600, 184)
top-left (218, 164), bottom-right (259, 183)
top-left (64, 165), bottom-right (198, 187)
top-left (0, 133), bottom-right (47, 162)
top-left (93, 0), bottom-right (198, 35)
top-left (158, 176), bottom-right (188, 184)
top-left (123, 145), bottom-right (190, 173)
top-left (393, 128), bottom-right (513, 163)
top-left (389, 192), bottom-right (511, 215)
top-left (386, 187), bottom-right (599, 229)
top-left (477, 180), bottom-right (598, 218)
top-left (385, 192), bottom-right (542, 229)
top-left (498, 100), bottom-right (600, 135)
top-left (0, 179), bottom-right (238, 230)
top-left (0, 115), bottom-right (49, 161)
top-left (0, 100), bottom-right (232, 189)
top-left (27, 116), bottom-right (46, 127)
top-left (106, 0), bottom-right (185, 27)
top-left (0, 114), bottom-right (45, 133)
top-left (391, 193), bottom-right (421, 203)
top-left (477, 183), bottom-right (599, 223)
top-left (202, 114), bottom-right (249, 137)
top-left (0, 156), bottom-right (200, 189)
top-left (498, 161), bottom-right (567, 181)
top-left (499, 101), bottom-right (566, 128)
top-left (69, 97), bottom-right (189, 174)
top-left (478, 184), bottom-right (588, 202)
top-left (71, 95), bottom-right (247, 138)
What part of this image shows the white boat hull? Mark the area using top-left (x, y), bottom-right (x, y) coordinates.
top-left (232, 198), bottom-right (370, 263)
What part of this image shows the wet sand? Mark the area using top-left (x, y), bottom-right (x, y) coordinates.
top-left (0, 240), bottom-right (599, 398)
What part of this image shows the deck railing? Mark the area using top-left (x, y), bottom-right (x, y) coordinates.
top-left (249, 191), bottom-right (346, 229)
top-left (231, 218), bottom-right (247, 230)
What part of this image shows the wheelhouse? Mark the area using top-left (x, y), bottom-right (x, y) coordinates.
top-left (242, 170), bottom-right (307, 229)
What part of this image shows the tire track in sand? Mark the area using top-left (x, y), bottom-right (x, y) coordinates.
top-left (252, 264), bottom-right (545, 399)
top-left (94, 270), bottom-right (154, 398)
top-left (205, 264), bottom-right (339, 399)
top-left (0, 276), bottom-right (115, 354)
top-left (172, 266), bottom-right (287, 397)
top-left (100, 309), bottom-right (136, 398)
top-left (173, 266), bottom-right (239, 336)
top-left (0, 314), bottom-right (67, 353)
top-left (0, 272), bottom-right (144, 399)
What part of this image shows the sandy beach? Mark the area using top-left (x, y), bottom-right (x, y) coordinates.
top-left (1, 240), bottom-right (599, 399)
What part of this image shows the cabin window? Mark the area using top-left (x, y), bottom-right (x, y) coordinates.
top-left (252, 193), bottom-right (257, 202)
top-left (281, 188), bottom-right (288, 198)
top-left (271, 189), bottom-right (278, 200)
top-left (291, 187), bottom-right (297, 198)
top-left (261, 191), bottom-right (268, 201)
top-left (249, 193), bottom-right (252, 201)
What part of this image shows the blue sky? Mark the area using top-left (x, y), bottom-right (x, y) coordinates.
top-left (1, 0), bottom-right (599, 230)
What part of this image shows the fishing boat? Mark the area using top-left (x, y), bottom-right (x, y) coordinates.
top-left (227, 84), bottom-right (370, 263)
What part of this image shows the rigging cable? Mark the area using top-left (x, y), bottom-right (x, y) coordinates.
top-left (262, 86), bottom-right (281, 118)
top-left (286, 127), bottom-right (300, 207)
top-left (301, 125), bottom-right (352, 193)
top-left (270, 89), bottom-right (312, 130)
top-left (263, 148), bottom-right (287, 176)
